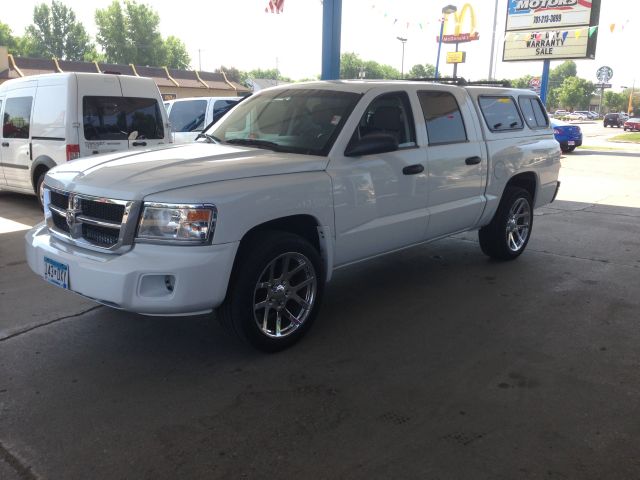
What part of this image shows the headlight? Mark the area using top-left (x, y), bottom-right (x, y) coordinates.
top-left (136, 203), bottom-right (217, 244)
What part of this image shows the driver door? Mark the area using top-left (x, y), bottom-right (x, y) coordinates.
top-left (327, 91), bottom-right (429, 266)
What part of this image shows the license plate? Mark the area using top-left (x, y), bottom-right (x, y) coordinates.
top-left (568, 141), bottom-right (575, 145)
top-left (44, 256), bottom-right (69, 289)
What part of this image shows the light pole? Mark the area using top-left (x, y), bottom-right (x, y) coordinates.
top-left (435, 5), bottom-right (457, 80)
top-left (397, 37), bottom-right (407, 78)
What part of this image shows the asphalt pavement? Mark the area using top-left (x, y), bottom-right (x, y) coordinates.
top-left (0, 140), bottom-right (639, 479)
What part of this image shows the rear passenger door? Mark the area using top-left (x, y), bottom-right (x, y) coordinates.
top-left (418, 89), bottom-right (487, 239)
top-left (119, 77), bottom-right (167, 151)
top-left (1, 89), bottom-right (35, 190)
top-left (79, 75), bottom-right (128, 157)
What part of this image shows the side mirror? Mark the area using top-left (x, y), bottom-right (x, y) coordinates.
top-left (344, 133), bottom-right (399, 157)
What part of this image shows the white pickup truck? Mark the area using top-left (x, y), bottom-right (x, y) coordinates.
top-left (26, 80), bottom-right (561, 351)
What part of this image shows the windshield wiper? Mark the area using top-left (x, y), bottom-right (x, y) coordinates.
top-left (225, 138), bottom-right (283, 151)
top-left (194, 132), bottom-right (220, 143)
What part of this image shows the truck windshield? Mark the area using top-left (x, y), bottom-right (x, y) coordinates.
top-left (207, 89), bottom-right (361, 156)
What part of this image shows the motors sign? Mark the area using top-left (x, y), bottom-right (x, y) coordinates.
top-left (503, 0), bottom-right (600, 62)
top-left (506, 0), bottom-right (601, 32)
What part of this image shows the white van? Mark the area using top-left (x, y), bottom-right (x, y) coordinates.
top-left (166, 96), bottom-right (242, 144)
top-left (0, 72), bottom-right (170, 204)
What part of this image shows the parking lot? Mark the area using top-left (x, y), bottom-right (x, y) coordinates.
top-left (1, 130), bottom-right (639, 479)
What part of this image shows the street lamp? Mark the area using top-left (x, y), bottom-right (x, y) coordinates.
top-left (435, 4), bottom-right (457, 80)
top-left (397, 37), bottom-right (407, 79)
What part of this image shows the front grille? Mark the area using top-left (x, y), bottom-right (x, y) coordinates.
top-left (50, 190), bottom-right (69, 210)
top-left (79, 199), bottom-right (125, 223)
top-left (82, 224), bottom-right (120, 247)
top-left (46, 188), bottom-right (132, 251)
top-left (52, 212), bottom-right (70, 233)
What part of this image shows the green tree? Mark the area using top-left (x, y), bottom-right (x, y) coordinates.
top-left (95, 0), bottom-right (190, 68)
top-left (0, 22), bottom-right (18, 51)
top-left (339, 52), bottom-right (400, 79)
top-left (164, 36), bottom-right (190, 69)
top-left (408, 64), bottom-right (435, 78)
top-left (511, 74), bottom-right (533, 89)
top-left (556, 76), bottom-right (595, 110)
top-left (339, 52), bottom-right (363, 79)
top-left (602, 91), bottom-right (627, 113)
top-left (219, 66), bottom-right (242, 83)
top-left (22, 1), bottom-right (94, 60)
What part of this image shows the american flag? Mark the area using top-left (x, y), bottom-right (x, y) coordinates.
top-left (265, 0), bottom-right (285, 13)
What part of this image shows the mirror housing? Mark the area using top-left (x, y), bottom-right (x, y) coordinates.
top-left (344, 133), bottom-right (399, 157)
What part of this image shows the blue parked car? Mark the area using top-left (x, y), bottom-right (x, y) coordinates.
top-left (551, 119), bottom-right (582, 153)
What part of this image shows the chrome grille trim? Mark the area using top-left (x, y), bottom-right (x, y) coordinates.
top-left (44, 186), bottom-right (141, 254)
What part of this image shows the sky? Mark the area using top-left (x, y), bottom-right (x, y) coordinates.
top-left (2, 0), bottom-right (639, 89)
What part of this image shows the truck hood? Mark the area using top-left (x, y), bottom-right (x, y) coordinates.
top-left (45, 143), bottom-right (329, 200)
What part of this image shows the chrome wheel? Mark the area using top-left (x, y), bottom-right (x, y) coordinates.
top-left (505, 197), bottom-right (531, 252)
top-left (253, 252), bottom-right (317, 338)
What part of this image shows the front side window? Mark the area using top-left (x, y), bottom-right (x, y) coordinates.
top-left (418, 90), bottom-right (467, 145)
top-left (3, 96), bottom-right (33, 139)
top-left (210, 89), bottom-right (361, 156)
top-left (83, 96), bottom-right (164, 140)
top-left (350, 91), bottom-right (416, 148)
top-left (478, 96), bottom-right (524, 132)
top-left (169, 99), bottom-right (207, 132)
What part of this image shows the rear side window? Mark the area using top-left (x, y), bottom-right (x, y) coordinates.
top-left (169, 99), bottom-right (207, 132)
top-left (519, 96), bottom-right (548, 128)
top-left (478, 96), bottom-right (523, 132)
top-left (418, 91), bottom-right (467, 145)
top-left (3, 96), bottom-right (33, 139)
top-left (83, 96), bottom-right (164, 140)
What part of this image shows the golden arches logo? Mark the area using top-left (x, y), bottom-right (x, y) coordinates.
top-left (441, 3), bottom-right (480, 43)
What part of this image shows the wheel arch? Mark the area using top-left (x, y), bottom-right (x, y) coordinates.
top-left (235, 214), bottom-right (333, 283)
top-left (31, 156), bottom-right (57, 192)
top-left (504, 171), bottom-right (538, 204)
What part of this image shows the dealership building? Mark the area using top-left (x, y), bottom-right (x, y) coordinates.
top-left (0, 46), bottom-right (249, 100)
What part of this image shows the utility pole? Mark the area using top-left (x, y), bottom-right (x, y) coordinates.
top-left (397, 37), bottom-right (407, 79)
top-left (198, 49), bottom-right (202, 71)
top-left (488, 0), bottom-right (499, 80)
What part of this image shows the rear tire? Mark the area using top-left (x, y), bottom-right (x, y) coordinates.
top-left (217, 231), bottom-right (324, 352)
top-left (478, 187), bottom-right (533, 261)
top-left (561, 146), bottom-right (576, 153)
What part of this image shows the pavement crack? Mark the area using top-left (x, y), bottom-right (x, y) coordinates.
top-left (0, 440), bottom-right (39, 480)
top-left (0, 305), bottom-right (102, 342)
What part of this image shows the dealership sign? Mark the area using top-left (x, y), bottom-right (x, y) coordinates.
top-left (506, 0), bottom-right (600, 31)
top-left (503, 0), bottom-right (600, 62)
top-left (503, 28), bottom-right (596, 61)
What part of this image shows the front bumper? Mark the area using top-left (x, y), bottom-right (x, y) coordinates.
top-left (25, 222), bottom-right (239, 315)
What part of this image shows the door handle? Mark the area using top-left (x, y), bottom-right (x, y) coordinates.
top-left (132, 141), bottom-right (147, 147)
top-left (402, 164), bottom-right (424, 175)
top-left (1, 142), bottom-right (8, 147)
top-left (465, 156), bottom-right (481, 165)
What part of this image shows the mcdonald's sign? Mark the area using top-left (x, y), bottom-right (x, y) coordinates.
top-left (436, 3), bottom-right (480, 44)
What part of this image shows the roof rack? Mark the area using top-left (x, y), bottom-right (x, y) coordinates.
top-left (407, 77), bottom-right (512, 88)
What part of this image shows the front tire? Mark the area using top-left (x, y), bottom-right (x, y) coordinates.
top-left (217, 231), bottom-right (324, 352)
top-left (478, 187), bottom-right (533, 261)
top-left (35, 170), bottom-right (47, 210)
